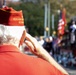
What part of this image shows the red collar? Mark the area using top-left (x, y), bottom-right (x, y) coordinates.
top-left (0, 45), bottom-right (20, 53)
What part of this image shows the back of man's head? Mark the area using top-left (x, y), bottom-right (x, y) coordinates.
top-left (0, 6), bottom-right (25, 47)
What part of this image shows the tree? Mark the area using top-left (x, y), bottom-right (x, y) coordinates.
top-left (8, 2), bottom-right (44, 36)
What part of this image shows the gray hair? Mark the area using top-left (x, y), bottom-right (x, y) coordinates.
top-left (0, 35), bottom-right (19, 46)
top-left (0, 24), bottom-right (25, 46)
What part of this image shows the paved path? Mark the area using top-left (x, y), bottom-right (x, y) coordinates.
top-left (64, 66), bottom-right (76, 75)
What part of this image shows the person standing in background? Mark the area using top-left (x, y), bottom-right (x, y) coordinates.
top-left (70, 21), bottom-right (76, 57)
top-left (38, 36), bottom-right (44, 46)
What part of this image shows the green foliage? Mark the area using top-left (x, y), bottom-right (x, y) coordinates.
top-left (8, 2), bottom-right (44, 36)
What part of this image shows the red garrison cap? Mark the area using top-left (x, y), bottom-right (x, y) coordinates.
top-left (0, 6), bottom-right (24, 26)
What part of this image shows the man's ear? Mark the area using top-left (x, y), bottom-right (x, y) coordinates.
top-left (19, 30), bottom-right (26, 47)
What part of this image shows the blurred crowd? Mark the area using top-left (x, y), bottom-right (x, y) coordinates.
top-left (38, 36), bottom-right (76, 67)
top-left (22, 34), bottom-right (76, 67)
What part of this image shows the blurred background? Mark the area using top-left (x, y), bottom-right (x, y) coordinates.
top-left (0, 0), bottom-right (76, 75)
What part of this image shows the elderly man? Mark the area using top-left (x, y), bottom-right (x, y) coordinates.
top-left (0, 6), bottom-right (69, 75)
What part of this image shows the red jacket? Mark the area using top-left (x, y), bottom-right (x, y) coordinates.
top-left (0, 45), bottom-right (64, 75)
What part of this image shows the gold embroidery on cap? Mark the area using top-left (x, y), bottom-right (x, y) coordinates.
top-left (13, 18), bottom-right (24, 21)
top-left (19, 21), bottom-right (24, 24)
